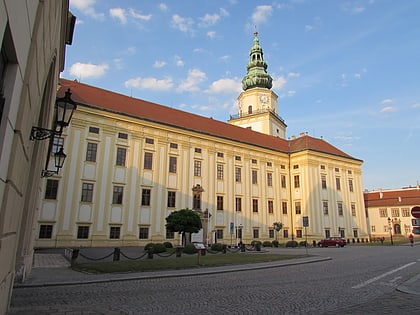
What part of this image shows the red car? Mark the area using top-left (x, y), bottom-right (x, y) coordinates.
top-left (318, 237), bottom-right (346, 248)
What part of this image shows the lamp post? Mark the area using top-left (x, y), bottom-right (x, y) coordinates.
top-left (239, 224), bottom-right (243, 244)
top-left (388, 217), bottom-right (394, 245)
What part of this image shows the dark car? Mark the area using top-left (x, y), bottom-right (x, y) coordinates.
top-left (318, 237), bottom-right (346, 248)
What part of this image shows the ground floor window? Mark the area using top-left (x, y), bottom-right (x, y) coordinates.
top-left (77, 226), bottom-right (90, 239)
top-left (283, 229), bottom-right (288, 238)
top-left (39, 224), bottom-right (53, 239)
top-left (216, 229), bottom-right (224, 240)
top-left (269, 229), bottom-right (274, 238)
top-left (296, 229), bottom-right (303, 238)
top-left (325, 229), bottom-right (331, 238)
top-left (139, 227), bottom-right (149, 239)
top-left (166, 229), bottom-right (174, 239)
top-left (110, 226), bottom-right (121, 239)
top-left (253, 228), bottom-right (259, 239)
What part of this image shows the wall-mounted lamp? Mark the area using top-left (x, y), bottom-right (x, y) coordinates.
top-left (41, 147), bottom-right (67, 177)
top-left (30, 88), bottom-right (77, 140)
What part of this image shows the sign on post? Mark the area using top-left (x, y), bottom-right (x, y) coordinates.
top-left (411, 207), bottom-right (420, 219)
top-left (230, 222), bottom-right (234, 234)
top-left (412, 218), bottom-right (420, 226)
top-left (303, 216), bottom-right (309, 227)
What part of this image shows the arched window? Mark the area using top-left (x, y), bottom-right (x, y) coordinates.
top-left (248, 105), bottom-right (252, 114)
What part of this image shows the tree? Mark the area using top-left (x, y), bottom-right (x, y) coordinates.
top-left (273, 222), bottom-right (283, 241)
top-left (165, 209), bottom-right (202, 246)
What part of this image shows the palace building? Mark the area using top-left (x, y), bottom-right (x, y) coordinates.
top-left (35, 34), bottom-right (369, 248)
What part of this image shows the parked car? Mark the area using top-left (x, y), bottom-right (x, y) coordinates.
top-left (318, 237), bottom-right (346, 247)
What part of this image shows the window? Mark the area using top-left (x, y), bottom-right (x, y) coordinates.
top-left (52, 137), bottom-right (64, 155)
top-left (116, 147), bottom-right (126, 166)
top-left (402, 208), bottom-right (410, 217)
top-left (325, 229), bottom-right (331, 238)
top-left (294, 175), bottom-right (300, 188)
top-left (235, 155), bottom-right (241, 161)
top-left (144, 152), bottom-right (153, 169)
top-left (353, 229), bottom-right (358, 238)
top-left (217, 196), bottom-right (224, 210)
top-left (216, 229), bottom-right (224, 240)
top-left (336, 178), bottom-right (341, 190)
top-left (320, 165), bottom-right (326, 170)
top-left (338, 202), bottom-right (343, 216)
top-left (112, 186), bottom-right (124, 204)
top-left (217, 164), bottom-right (224, 180)
top-left (45, 179), bottom-right (59, 199)
top-left (267, 173), bottom-right (273, 186)
top-left (194, 160), bottom-right (201, 176)
top-left (295, 201), bottom-right (301, 215)
top-left (349, 179), bottom-right (354, 192)
top-left (118, 132), bottom-right (128, 139)
top-left (379, 208), bottom-right (388, 217)
top-left (253, 229), bottom-right (259, 239)
top-left (86, 142), bottom-right (97, 162)
top-left (280, 165), bottom-right (285, 169)
top-left (293, 164), bottom-right (299, 169)
top-left (235, 167), bottom-right (241, 182)
top-left (371, 226), bottom-right (376, 232)
top-left (267, 162), bottom-right (272, 167)
top-left (195, 147), bottom-right (202, 153)
top-left (281, 175), bottom-right (286, 188)
top-left (268, 200), bottom-right (274, 214)
top-left (81, 183), bottom-right (94, 202)
top-left (166, 229), bottom-right (174, 239)
top-left (77, 226), bottom-right (89, 239)
top-left (323, 201), bottom-right (329, 215)
top-left (169, 156), bottom-right (177, 173)
top-left (251, 159), bottom-right (257, 164)
top-left (252, 199), bottom-right (258, 212)
top-left (170, 142), bottom-right (178, 149)
top-left (252, 170), bottom-right (258, 184)
top-left (248, 105), bottom-right (252, 114)
top-left (283, 230), bottom-right (289, 238)
top-left (110, 226), bottom-right (121, 239)
top-left (145, 138), bottom-right (154, 144)
top-left (269, 229), bottom-right (275, 238)
top-left (167, 191), bottom-right (176, 208)
top-left (391, 208), bottom-right (399, 217)
top-left (335, 168), bottom-right (340, 172)
top-left (39, 225), bottom-right (53, 239)
top-left (321, 176), bottom-right (327, 189)
top-left (351, 204), bottom-right (356, 216)
top-left (217, 152), bottom-right (224, 158)
top-left (282, 201), bottom-right (287, 214)
top-left (89, 126), bottom-right (99, 134)
top-left (296, 230), bottom-right (303, 238)
top-left (235, 197), bottom-right (242, 212)
top-left (139, 227), bottom-right (149, 239)
top-left (141, 189), bottom-right (151, 206)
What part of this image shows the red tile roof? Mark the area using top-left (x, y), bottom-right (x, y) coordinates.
top-left (59, 78), bottom-right (361, 161)
top-left (364, 187), bottom-right (420, 207)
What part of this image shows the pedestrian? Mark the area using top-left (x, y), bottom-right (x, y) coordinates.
top-left (312, 240), bottom-right (316, 248)
top-left (409, 233), bottom-right (414, 247)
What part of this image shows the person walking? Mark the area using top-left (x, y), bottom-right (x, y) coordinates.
top-left (409, 233), bottom-right (414, 247)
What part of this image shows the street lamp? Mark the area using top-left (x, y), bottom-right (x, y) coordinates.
top-left (388, 217), bottom-right (394, 245)
top-left (41, 147), bottom-right (67, 177)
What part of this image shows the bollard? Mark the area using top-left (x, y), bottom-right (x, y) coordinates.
top-left (222, 244), bottom-right (227, 254)
top-left (240, 243), bottom-right (245, 252)
top-left (147, 247), bottom-right (153, 259)
top-left (113, 247), bottom-right (120, 261)
top-left (71, 248), bottom-right (79, 266)
top-left (175, 246), bottom-right (183, 257)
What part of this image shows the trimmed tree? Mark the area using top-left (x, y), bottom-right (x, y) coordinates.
top-left (165, 208), bottom-right (202, 246)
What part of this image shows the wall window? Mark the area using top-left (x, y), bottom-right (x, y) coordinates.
top-left (269, 229), bottom-right (275, 238)
top-left (320, 165), bottom-right (325, 170)
top-left (253, 228), bottom-right (259, 239)
top-left (141, 189), bottom-right (151, 206)
top-left (169, 156), bottom-right (177, 173)
top-left (267, 162), bottom-right (272, 167)
top-left (379, 208), bottom-right (388, 217)
top-left (118, 132), bottom-right (128, 139)
top-left (116, 147), bottom-right (127, 166)
top-left (296, 230), bottom-right (303, 238)
top-left (195, 148), bottom-right (202, 153)
top-left (145, 138), bottom-right (154, 144)
top-left (194, 160), bottom-right (201, 176)
top-left (283, 230), bottom-right (289, 238)
top-left (337, 202), bottom-right (343, 216)
top-left (39, 225), bottom-right (53, 239)
top-left (217, 164), bottom-right (224, 180)
top-left (217, 196), bottom-right (224, 210)
top-left (371, 226), bottom-right (376, 233)
top-left (252, 199), bottom-right (258, 212)
top-left (294, 175), bottom-right (300, 188)
top-left (402, 208), bottom-right (410, 217)
top-left (89, 126), bottom-right (99, 134)
top-left (268, 200), bottom-right (274, 214)
top-left (86, 142), bottom-right (97, 162)
top-left (166, 229), bottom-right (175, 239)
top-left (267, 173), bottom-right (273, 186)
top-left (353, 229), bottom-right (358, 238)
top-left (144, 152), bottom-right (153, 169)
top-left (216, 229), bottom-right (224, 240)
top-left (77, 226), bottom-right (89, 239)
top-left (252, 170), bottom-right (258, 184)
top-left (217, 152), bottom-right (224, 158)
top-left (293, 164), bottom-right (299, 169)
top-left (323, 201), bottom-right (329, 215)
top-left (391, 208), bottom-right (399, 217)
top-left (235, 167), bottom-right (241, 182)
top-left (167, 191), bottom-right (176, 208)
top-left (325, 229), bottom-right (331, 238)
top-left (251, 159), bottom-right (257, 164)
top-left (282, 201), bottom-right (287, 214)
top-left (81, 183), bottom-right (94, 202)
top-left (45, 179), bottom-right (59, 199)
top-left (335, 177), bottom-right (341, 190)
top-left (170, 142), bottom-right (178, 149)
top-left (321, 176), bottom-right (327, 189)
top-left (235, 197), bottom-right (242, 212)
top-left (295, 201), bottom-right (301, 214)
top-left (52, 137), bottom-right (64, 155)
top-left (139, 227), bottom-right (149, 239)
top-left (112, 186), bottom-right (124, 204)
top-left (281, 175), bottom-right (286, 188)
top-left (351, 204), bottom-right (356, 216)
top-left (348, 179), bottom-right (354, 192)
top-left (109, 226), bottom-right (121, 239)
top-left (235, 155), bottom-right (241, 161)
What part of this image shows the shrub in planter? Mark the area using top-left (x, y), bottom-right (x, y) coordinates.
top-left (183, 243), bottom-right (198, 254)
top-left (210, 243), bottom-right (223, 252)
top-left (272, 240), bottom-right (279, 247)
top-left (152, 243), bottom-right (167, 253)
top-left (163, 242), bottom-right (173, 248)
top-left (262, 241), bottom-right (272, 247)
top-left (285, 240), bottom-right (298, 248)
top-left (144, 243), bottom-right (154, 251)
top-left (251, 240), bottom-right (262, 247)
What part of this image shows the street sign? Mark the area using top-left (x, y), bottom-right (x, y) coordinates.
top-left (412, 227), bottom-right (420, 235)
top-left (230, 222), bottom-right (234, 234)
top-left (411, 206), bottom-right (420, 218)
top-left (303, 216), bottom-right (309, 227)
top-left (412, 218), bottom-right (420, 226)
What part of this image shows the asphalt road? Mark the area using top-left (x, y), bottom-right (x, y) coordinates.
top-left (8, 245), bottom-right (420, 314)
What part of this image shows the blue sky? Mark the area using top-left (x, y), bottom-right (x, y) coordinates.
top-left (66, 0), bottom-right (420, 191)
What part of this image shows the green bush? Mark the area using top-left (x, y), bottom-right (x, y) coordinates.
top-left (163, 242), bottom-right (173, 248)
top-left (285, 240), bottom-right (298, 248)
top-left (251, 240), bottom-right (262, 247)
top-left (183, 243), bottom-right (198, 254)
top-left (144, 243), bottom-right (166, 253)
top-left (144, 243), bottom-right (154, 251)
top-left (210, 243), bottom-right (223, 252)
top-left (272, 240), bottom-right (279, 247)
top-left (262, 241), bottom-right (272, 247)
top-left (299, 241), bottom-right (307, 247)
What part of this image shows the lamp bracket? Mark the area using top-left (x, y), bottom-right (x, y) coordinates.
top-left (30, 127), bottom-right (61, 141)
top-left (41, 169), bottom-right (59, 177)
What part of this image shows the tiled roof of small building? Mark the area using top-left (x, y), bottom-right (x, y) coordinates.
top-left (59, 78), bottom-right (360, 161)
top-left (364, 187), bottom-right (420, 207)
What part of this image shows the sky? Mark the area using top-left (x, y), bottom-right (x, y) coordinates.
top-left (65, 0), bottom-right (420, 191)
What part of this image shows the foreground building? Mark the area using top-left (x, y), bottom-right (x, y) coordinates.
top-left (35, 34), bottom-right (368, 249)
top-left (365, 186), bottom-right (420, 240)
top-left (0, 1), bottom-right (74, 312)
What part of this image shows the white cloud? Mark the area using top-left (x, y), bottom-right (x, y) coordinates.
top-left (272, 75), bottom-right (287, 90)
top-left (153, 60), bottom-right (166, 68)
top-left (70, 0), bottom-right (104, 19)
top-left (207, 31), bottom-right (217, 39)
top-left (288, 72), bottom-right (300, 78)
top-left (68, 62), bottom-right (109, 79)
top-left (124, 76), bottom-right (173, 91)
top-left (177, 68), bottom-right (207, 92)
top-left (219, 55), bottom-right (230, 62)
top-left (159, 3), bottom-right (168, 11)
top-left (206, 78), bottom-right (241, 94)
top-left (110, 8), bottom-right (127, 24)
top-left (174, 55), bottom-right (185, 67)
top-left (287, 90), bottom-right (296, 97)
top-left (171, 14), bottom-right (194, 34)
top-left (129, 8), bottom-right (152, 21)
top-left (252, 5), bottom-right (273, 25)
top-left (381, 98), bottom-right (393, 104)
top-left (200, 13), bottom-right (221, 27)
top-left (380, 106), bottom-right (396, 113)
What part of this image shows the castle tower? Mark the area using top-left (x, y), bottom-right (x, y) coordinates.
top-left (229, 32), bottom-right (287, 138)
